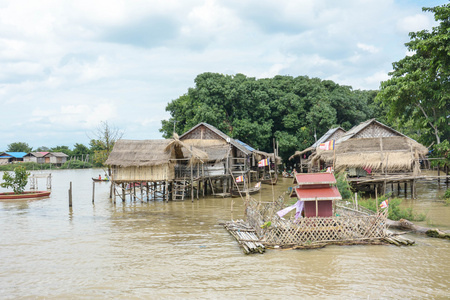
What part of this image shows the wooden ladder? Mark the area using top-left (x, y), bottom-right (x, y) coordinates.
top-left (173, 179), bottom-right (187, 201)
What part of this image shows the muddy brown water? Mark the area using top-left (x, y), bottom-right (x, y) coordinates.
top-left (1, 169), bottom-right (449, 299)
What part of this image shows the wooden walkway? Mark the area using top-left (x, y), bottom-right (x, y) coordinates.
top-left (224, 220), bottom-right (265, 254)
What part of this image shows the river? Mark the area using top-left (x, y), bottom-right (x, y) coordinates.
top-left (1, 169), bottom-right (449, 299)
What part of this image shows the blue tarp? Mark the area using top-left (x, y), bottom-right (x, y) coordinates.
top-left (235, 140), bottom-right (256, 152)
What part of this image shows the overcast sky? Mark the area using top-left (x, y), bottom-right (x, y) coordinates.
top-left (0, 0), bottom-right (446, 151)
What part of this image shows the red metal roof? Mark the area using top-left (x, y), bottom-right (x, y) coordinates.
top-left (294, 186), bottom-right (342, 201)
top-left (294, 173), bottom-right (336, 185)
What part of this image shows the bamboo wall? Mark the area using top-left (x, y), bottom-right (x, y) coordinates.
top-left (113, 163), bottom-right (175, 182)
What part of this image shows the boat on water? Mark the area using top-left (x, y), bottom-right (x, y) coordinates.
top-left (261, 176), bottom-right (277, 185)
top-left (92, 178), bottom-right (110, 182)
top-left (231, 182), bottom-right (261, 197)
top-left (0, 191), bottom-right (51, 200)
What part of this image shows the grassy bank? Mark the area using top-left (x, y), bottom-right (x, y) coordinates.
top-left (0, 160), bottom-right (93, 171)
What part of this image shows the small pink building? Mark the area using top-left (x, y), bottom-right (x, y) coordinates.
top-left (292, 173), bottom-right (342, 217)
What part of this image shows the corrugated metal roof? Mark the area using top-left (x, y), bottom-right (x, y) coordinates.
top-left (5, 152), bottom-right (28, 158)
top-left (311, 127), bottom-right (345, 148)
top-left (294, 173), bottom-right (337, 185)
top-left (294, 186), bottom-right (341, 201)
top-left (235, 139), bottom-right (256, 152)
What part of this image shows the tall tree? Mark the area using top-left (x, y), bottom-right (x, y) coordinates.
top-left (376, 3), bottom-right (450, 145)
top-left (6, 142), bottom-right (32, 153)
top-left (90, 121), bottom-right (124, 173)
top-left (161, 73), bottom-right (383, 162)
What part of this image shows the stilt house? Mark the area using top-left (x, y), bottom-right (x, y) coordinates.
top-left (179, 122), bottom-right (278, 193)
top-left (105, 138), bottom-right (208, 201)
top-left (289, 127), bottom-right (346, 172)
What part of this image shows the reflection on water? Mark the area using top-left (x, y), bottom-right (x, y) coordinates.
top-left (0, 169), bottom-right (449, 299)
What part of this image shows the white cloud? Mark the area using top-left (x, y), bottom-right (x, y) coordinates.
top-left (397, 14), bottom-right (433, 34)
top-left (357, 43), bottom-right (380, 54)
top-left (0, 0), bottom-right (447, 150)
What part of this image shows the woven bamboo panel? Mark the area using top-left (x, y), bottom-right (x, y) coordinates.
top-left (354, 123), bottom-right (399, 139)
top-left (246, 197), bottom-right (388, 247)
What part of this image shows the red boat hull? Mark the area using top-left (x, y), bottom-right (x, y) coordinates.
top-left (0, 191), bottom-right (51, 200)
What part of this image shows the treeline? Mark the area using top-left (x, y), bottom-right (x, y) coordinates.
top-left (161, 73), bottom-right (386, 162)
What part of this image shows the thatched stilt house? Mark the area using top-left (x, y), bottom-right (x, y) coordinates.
top-left (105, 138), bottom-right (208, 202)
top-left (179, 122), bottom-right (279, 194)
top-left (310, 119), bottom-right (429, 196)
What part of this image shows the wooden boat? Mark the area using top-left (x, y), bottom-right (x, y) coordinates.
top-left (261, 176), bottom-right (277, 185)
top-left (0, 191), bottom-right (51, 200)
top-left (92, 178), bottom-right (110, 182)
top-left (231, 182), bottom-right (261, 197)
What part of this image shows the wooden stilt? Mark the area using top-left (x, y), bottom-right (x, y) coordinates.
top-left (92, 181), bottom-right (95, 203)
top-left (122, 183), bottom-right (125, 202)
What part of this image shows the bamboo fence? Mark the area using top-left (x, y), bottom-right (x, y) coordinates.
top-left (245, 197), bottom-right (388, 248)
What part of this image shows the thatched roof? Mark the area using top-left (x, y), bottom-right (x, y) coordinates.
top-left (105, 138), bottom-right (208, 167)
top-left (311, 136), bottom-right (428, 172)
top-left (180, 122), bottom-right (252, 155)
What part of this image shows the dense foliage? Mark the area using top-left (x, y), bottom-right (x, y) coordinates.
top-left (6, 142), bottom-right (32, 153)
top-left (1, 166), bottom-right (30, 194)
top-left (161, 73), bottom-right (384, 162)
top-left (376, 3), bottom-right (450, 146)
top-left (358, 196), bottom-right (426, 221)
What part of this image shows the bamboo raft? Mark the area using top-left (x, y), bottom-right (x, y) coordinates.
top-left (224, 220), bottom-right (265, 254)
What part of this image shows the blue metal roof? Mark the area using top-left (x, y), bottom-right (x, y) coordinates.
top-left (235, 140), bottom-right (256, 152)
top-left (5, 152), bottom-right (28, 158)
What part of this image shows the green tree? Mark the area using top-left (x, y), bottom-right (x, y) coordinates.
top-left (35, 146), bottom-right (50, 152)
top-left (161, 72), bottom-right (384, 162)
top-left (6, 142), bottom-right (32, 153)
top-left (1, 166), bottom-right (30, 194)
top-left (376, 3), bottom-right (450, 145)
top-left (89, 121), bottom-right (124, 172)
top-left (72, 143), bottom-right (91, 157)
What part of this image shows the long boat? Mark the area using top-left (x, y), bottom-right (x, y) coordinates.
top-left (92, 178), bottom-right (110, 182)
top-left (231, 182), bottom-right (262, 197)
top-left (0, 191), bottom-right (51, 200)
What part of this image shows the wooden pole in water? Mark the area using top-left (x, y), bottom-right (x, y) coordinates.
top-left (122, 183), bottom-right (125, 202)
top-left (92, 181), bottom-right (95, 203)
top-left (69, 181), bottom-right (72, 207)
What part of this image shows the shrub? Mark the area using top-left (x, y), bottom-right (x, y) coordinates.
top-left (358, 195), bottom-right (426, 221)
top-left (60, 160), bottom-right (93, 169)
top-left (335, 172), bottom-right (353, 200)
top-left (1, 166), bottom-right (30, 194)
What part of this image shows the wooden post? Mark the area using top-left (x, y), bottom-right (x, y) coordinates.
top-left (315, 198), bottom-right (318, 217)
top-left (92, 181), bottom-right (95, 203)
top-left (438, 165), bottom-right (440, 184)
top-left (140, 182), bottom-right (143, 203)
top-left (354, 192), bottom-right (358, 209)
top-left (68, 181), bottom-right (72, 207)
top-left (146, 182), bottom-right (149, 201)
top-left (404, 181), bottom-right (407, 198)
top-left (122, 183), bottom-right (125, 202)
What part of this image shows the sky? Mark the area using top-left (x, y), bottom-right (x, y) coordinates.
top-left (0, 0), bottom-right (447, 151)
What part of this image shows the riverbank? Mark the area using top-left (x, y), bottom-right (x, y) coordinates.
top-left (0, 160), bottom-right (94, 171)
